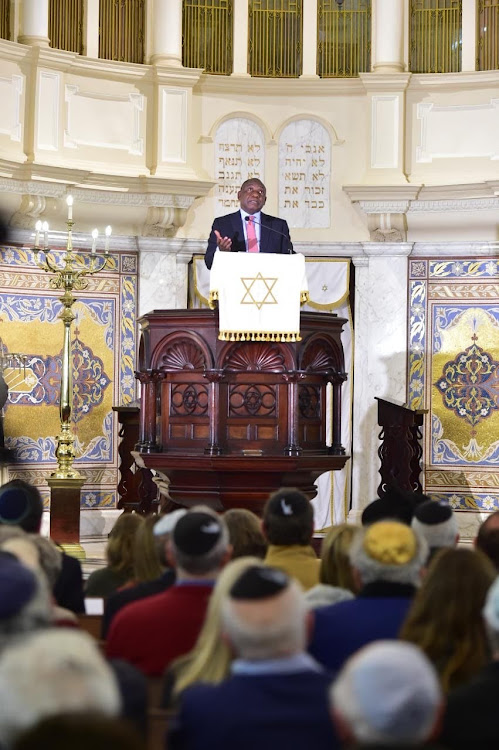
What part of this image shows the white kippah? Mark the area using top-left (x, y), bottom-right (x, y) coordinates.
top-left (333, 641), bottom-right (441, 744)
top-left (483, 575), bottom-right (499, 630)
top-left (153, 509), bottom-right (187, 537)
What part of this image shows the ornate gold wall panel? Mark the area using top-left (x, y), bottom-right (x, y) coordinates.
top-left (410, 0), bottom-right (462, 73)
top-left (183, 0), bottom-right (233, 75)
top-left (99, 0), bottom-right (145, 64)
top-left (477, 0), bottom-right (499, 71)
top-left (317, 0), bottom-right (370, 78)
top-left (49, 0), bottom-right (83, 53)
top-left (248, 0), bottom-right (302, 78)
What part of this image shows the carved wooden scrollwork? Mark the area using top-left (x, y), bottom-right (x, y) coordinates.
top-left (160, 339), bottom-right (207, 371)
top-left (223, 342), bottom-right (287, 372)
top-left (300, 338), bottom-right (340, 373)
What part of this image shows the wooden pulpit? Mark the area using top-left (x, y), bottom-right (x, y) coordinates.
top-left (376, 397), bottom-right (425, 498)
top-left (135, 308), bottom-right (349, 514)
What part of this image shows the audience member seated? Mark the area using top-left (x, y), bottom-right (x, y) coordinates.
top-left (106, 510), bottom-right (231, 676)
top-left (0, 551), bottom-right (52, 652)
top-left (13, 713), bottom-right (145, 750)
top-left (0, 479), bottom-right (85, 613)
top-left (0, 629), bottom-right (121, 748)
top-left (262, 488), bottom-right (320, 591)
top-left (1, 533), bottom-right (77, 626)
top-left (223, 508), bottom-right (267, 559)
top-left (168, 565), bottom-right (339, 750)
top-left (475, 510), bottom-right (499, 570)
top-left (440, 574), bottom-right (499, 749)
top-left (361, 486), bottom-right (429, 527)
top-left (86, 512), bottom-right (144, 598)
top-left (305, 524), bottom-right (358, 609)
top-left (309, 520), bottom-right (428, 672)
top-left (400, 547), bottom-right (495, 692)
top-left (164, 555), bottom-right (260, 708)
top-left (412, 499), bottom-right (459, 562)
top-left (102, 511), bottom-right (184, 639)
top-left (331, 641), bottom-right (443, 749)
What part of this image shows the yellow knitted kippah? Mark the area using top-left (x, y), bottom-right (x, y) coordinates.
top-left (363, 521), bottom-right (417, 565)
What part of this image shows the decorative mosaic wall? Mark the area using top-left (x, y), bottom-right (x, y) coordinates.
top-left (409, 258), bottom-right (499, 511)
top-left (0, 243), bottom-right (138, 509)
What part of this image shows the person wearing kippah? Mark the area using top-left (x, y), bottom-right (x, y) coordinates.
top-left (0, 480), bottom-right (85, 614)
top-left (262, 488), bottom-right (320, 591)
top-left (331, 641), bottom-right (444, 748)
top-left (106, 510), bottom-right (231, 676)
top-left (168, 565), bottom-right (339, 750)
top-left (411, 498), bottom-right (459, 562)
top-left (101, 512), bottom-right (185, 638)
top-left (308, 520), bottom-right (428, 673)
top-left (440, 575), bottom-right (499, 749)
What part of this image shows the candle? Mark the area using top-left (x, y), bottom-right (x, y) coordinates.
top-left (42, 221), bottom-right (49, 248)
top-left (91, 229), bottom-right (98, 254)
top-left (34, 220), bottom-right (42, 247)
top-left (104, 225), bottom-right (112, 255)
top-left (66, 195), bottom-right (73, 221)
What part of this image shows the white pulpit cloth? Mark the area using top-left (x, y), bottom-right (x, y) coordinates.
top-left (209, 252), bottom-right (308, 342)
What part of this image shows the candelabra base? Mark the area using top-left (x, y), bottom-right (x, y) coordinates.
top-left (46, 476), bottom-right (86, 555)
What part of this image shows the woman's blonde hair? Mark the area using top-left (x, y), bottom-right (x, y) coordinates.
top-left (106, 513), bottom-right (143, 574)
top-left (132, 515), bottom-right (164, 583)
top-left (171, 556), bottom-right (261, 702)
top-left (400, 547), bottom-right (496, 692)
top-left (319, 523), bottom-right (359, 593)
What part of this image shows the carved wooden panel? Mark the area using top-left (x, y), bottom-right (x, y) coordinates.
top-left (229, 384), bottom-right (277, 417)
top-left (170, 383), bottom-right (209, 416)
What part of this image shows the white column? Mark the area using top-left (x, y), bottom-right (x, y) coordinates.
top-left (461, 0), bottom-right (477, 72)
top-left (84, 0), bottom-right (99, 58)
top-left (301, 0), bottom-right (318, 78)
top-left (372, 0), bottom-right (404, 72)
top-left (151, 0), bottom-right (182, 67)
top-left (349, 244), bottom-right (412, 521)
top-left (19, 0), bottom-right (49, 47)
top-left (232, 0), bottom-right (250, 76)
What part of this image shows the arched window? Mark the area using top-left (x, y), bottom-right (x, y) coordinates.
top-left (477, 0), bottom-right (499, 71)
top-left (183, 0), bottom-right (233, 75)
top-left (99, 0), bottom-right (146, 64)
top-left (49, 0), bottom-right (84, 54)
top-left (317, 0), bottom-right (371, 78)
top-left (410, 0), bottom-right (462, 73)
top-left (248, 0), bottom-right (303, 78)
top-left (0, 0), bottom-right (10, 41)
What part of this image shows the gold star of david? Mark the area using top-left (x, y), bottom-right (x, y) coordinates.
top-left (240, 272), bottom-right (278, 310)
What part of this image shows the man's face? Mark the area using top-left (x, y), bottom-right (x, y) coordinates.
top-left (238, 181), bottom-right (267, 215)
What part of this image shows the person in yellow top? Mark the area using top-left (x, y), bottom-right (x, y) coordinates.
top-left (262, 488), bottom-right (320, 591)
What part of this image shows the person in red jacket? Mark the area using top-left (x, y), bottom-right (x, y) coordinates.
top-left (106, 510), bottom-right (231, 676)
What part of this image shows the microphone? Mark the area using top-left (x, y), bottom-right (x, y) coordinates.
top-left (245, 215), bottom-right (293, 254)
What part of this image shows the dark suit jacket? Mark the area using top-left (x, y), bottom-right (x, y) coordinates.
top-left (439, 661), bottom-right (499, 749)
top-left (204, 211), bottom-right (292, 269)
top-left (168, 669), bottom-right (339, 750)
top-left (308, 581), bottom-right (416, 672)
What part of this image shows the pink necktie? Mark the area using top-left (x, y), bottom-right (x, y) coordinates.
top-left (247, 216), bottom-right (259, 253)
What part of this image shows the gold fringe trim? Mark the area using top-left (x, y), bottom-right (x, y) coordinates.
top-left (208, 291), bottom-right (218, 310)
top-left (300, 290), bottom-right (309, 305)
top-left (218, 330), bottom-right (302, 342)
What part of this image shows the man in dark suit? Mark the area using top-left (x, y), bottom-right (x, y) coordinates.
top-left (169, 565), bottom-right (338, 750)
top-left (204, 178), bottom-right (292, 269)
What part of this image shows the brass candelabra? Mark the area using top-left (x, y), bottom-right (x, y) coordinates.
top-left (32, 197), bottom-right (112, 480)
